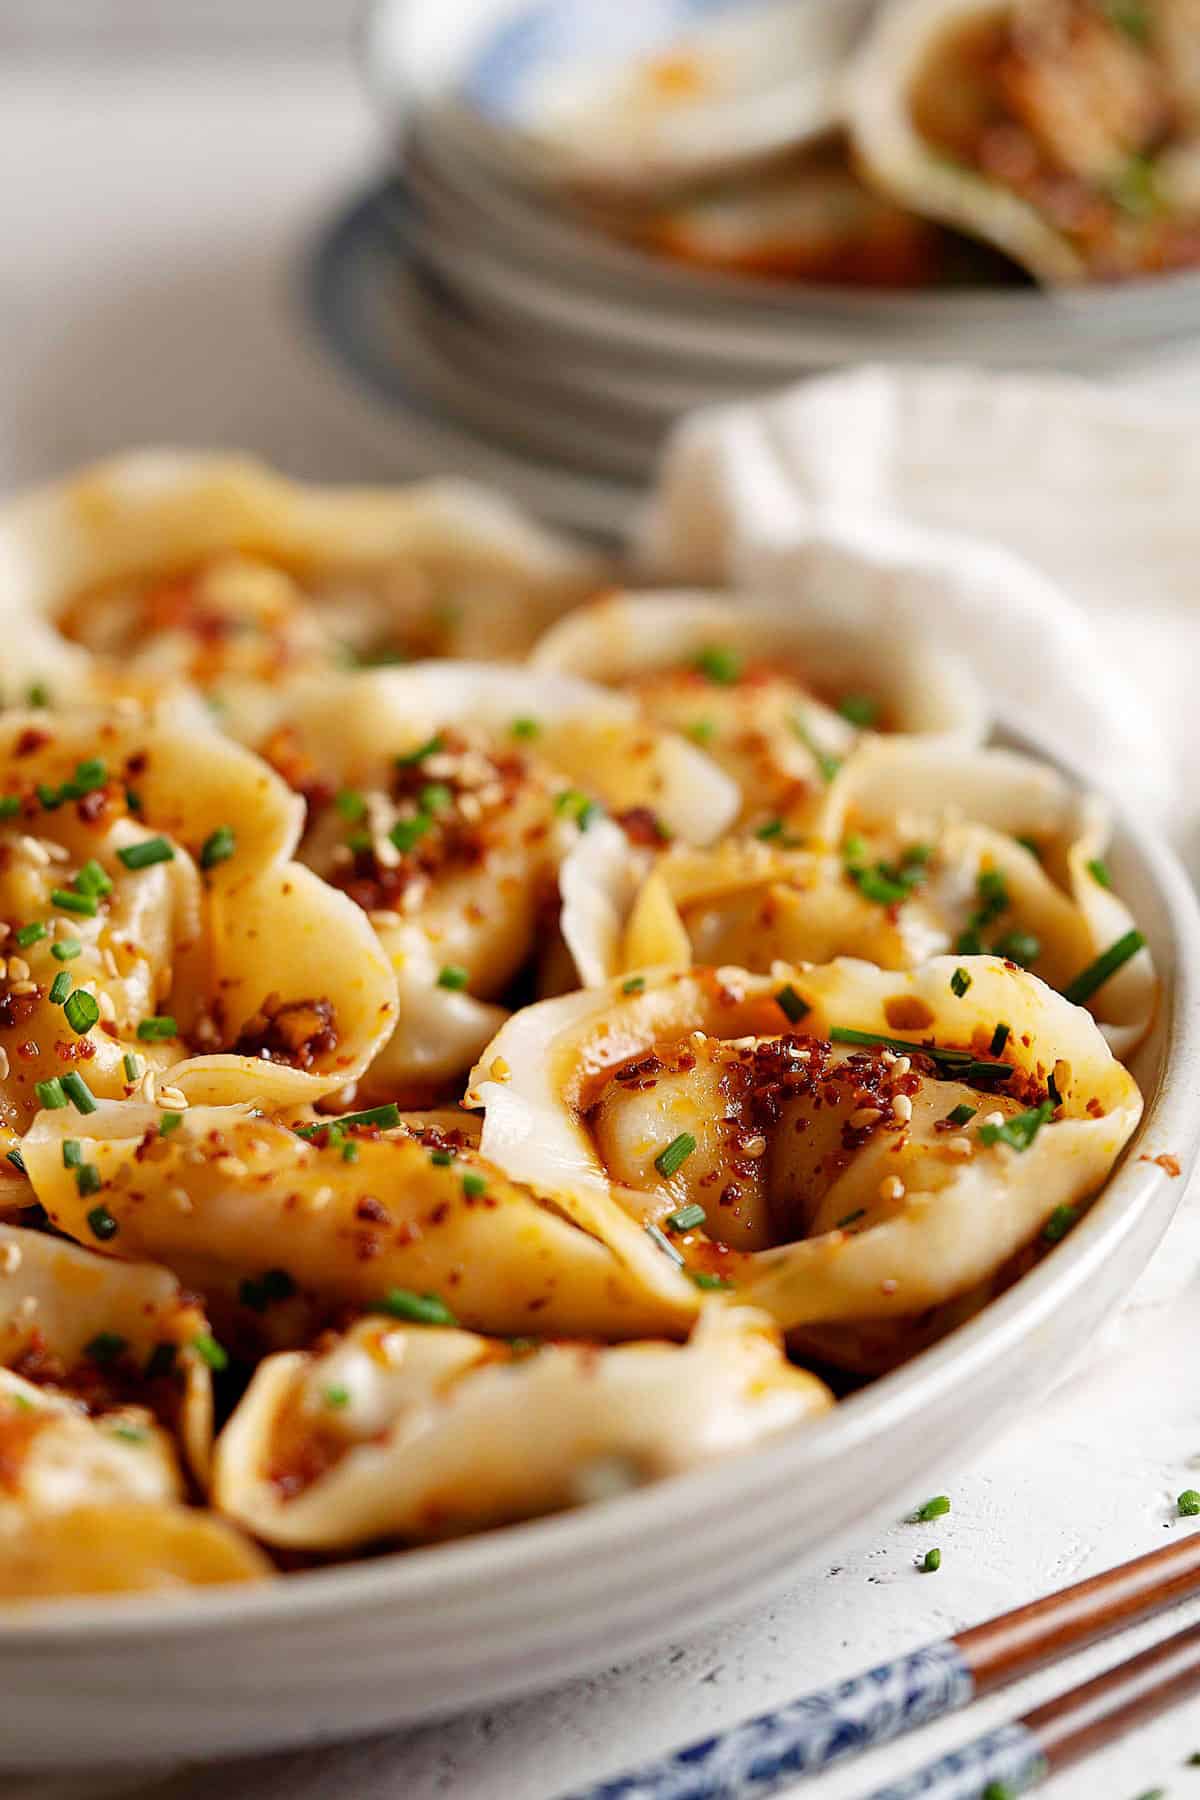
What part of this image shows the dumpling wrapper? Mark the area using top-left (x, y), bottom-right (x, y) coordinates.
top-left (0, 1505), bottom-right (271, 1598)
top-left (0, 710), bottom-right (397, 1173)
top-left (23, 1102), bottom-right (697, 1344)
top-left (212, 1306), bottom-right (831, 1550)
top-left (467, 960), bottom-right (1142, 1358)
top-left (0, 450), bottom-right (606, 741)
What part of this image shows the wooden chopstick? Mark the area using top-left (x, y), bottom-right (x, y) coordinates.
top-left (558, 1530), bottom-right (1200, 1799)
top-left (863, 1615), bottom-right (1200, 1798)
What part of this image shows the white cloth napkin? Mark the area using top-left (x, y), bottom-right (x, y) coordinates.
top-left (637, 363), bottom-right (1200, 1326)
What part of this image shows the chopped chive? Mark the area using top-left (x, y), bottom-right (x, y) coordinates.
top-left (912, 1495), bottom-right (951, 1521)
top-left (110, 1425), bottom-right (148, 1445)
top-left (72, 759), bottom-right (107, 792)
top-left (74, 859), bottom-right (112, 898)
top-left (622, 976), bottom-right (646, 995)
top-left (239, 1268), bottom-right (295, 1311)
top-left (980, 1101), bottom-right (1054, 1153)
top-left (191, 1332), bottom-right (229, 1372)
top-left (51, 937), bottom-right (82, 962)
top-left (295, 1102), bottom-right (400, 1138)
top-left (389, 813), bottom-right (432, 853)
top-left (955, 927), bottom-right (983, 956)
top-left (436, 964), bottom-right (470, 991)
top-left (26, 682), bottom-right (49, 708)
top-left (950, 968), bottom-right (971, 998)
top-left (324, 1385), bottom-right (351, 1409)
top-left (429, 1148), bottom-right (454, 1167)
top-left (63, 989), bottom-right (100, 1035)
top-left (0, 795), bottom-right (20, 818)
top-left (50, 888), bottom-right (97, 917)
top-left (688, 718), bottom-right (716, 744)
top-left (654, 1132), bottom-right (696, 1180)
top-left (511, 717), bottom-right (541, 740)
top-left (989, 1021), bottom-right (1010, 1057)
top-left (554, 788), bottom-right (603, 830)
top-left (341, 1140), bottom-right (359, 1163)
top-left (776, 985), bottom-right (809, 1024)
top-left (84, 1332), bottom-right (126, 1363)
top-left (122, 1051), bottom-right (141, 1082)
top-left (666, 1203), bottom-right (706, 1232)
top-left (62, 1139), bottom-right (82, 1169)
top-left (645, 1221), bottom-right (684, 1267)
top-left (346, 831), bottom-right (371, 853)
top-left (755, 817), bottom-right (785, 841)
top-left (829, 1027), bottom-right (1011, 1079)
top-left (462, 1172), bottom-right (487, 1198)
top-left (1063, 929), bottom-right (1147, 1007)
top-left (158, 1111), bottom-right (183, 1137)
top-left (136, 1015), bottom-right (177, 1041)
top-left (14, 921), bottom-right (46, 948)
top-left (77, 1162), bottom-right (103, 1197)
top-left (335, 789), bottom-right (367, 823)
top-left (790, 716), bottom-right (841, 783)
top-left (693, 645), bottom-right (742, 685)
top-left (1042, 1204), bottom-right (1078, 1244)
top-left (690, 1271), bottom-right (733, 1291)
top-left (1086, 857), bottom-right (1113, 889)
top-left (921, 1548), bottom-right (942, 1574)
top-left (36, 783), bottom-right (63, 810)
top-left (992, 930), bottom-right (1041, 969)
top-left (1016, 835), bottom-right (1042, 861)
top-left (4, 1147), bottom-right (25, 1175)
top-left (116, 837), bottom-right (174, 870)
top-left (1179, 1490), bottom-right (1200, 1517)
top-left (418, 782), bottom-right (453, 815)
top-left (945, 1103), bottom-right (978, 1127)
top-left (85, 1198), bottom-right (116, 1235)
top-left (125, 787), bottom-right (142, 813)
top-left (199, 825), bottom-right (236, 870)
top-left (395, 734), bottom-right (443, 767)
top-left (373, 1288), bottom-right (457, 1326)
top-left (836, 1207), bottom-right (867, 1229)
top-left (47, 970), bottom-right (72, 1005)
top-left (61, 1071), bottom-right (98, 1114)
top-left (34, 1078), bottom-right (67, 1110)
top-left (837, 694), bottom-right (879, 728)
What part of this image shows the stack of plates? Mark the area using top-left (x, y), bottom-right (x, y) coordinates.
top-left (304, 0), bottom-right (1200, 533)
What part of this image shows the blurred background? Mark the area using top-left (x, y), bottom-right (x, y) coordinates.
top-left (5, 0), bottom-right (1200, 539)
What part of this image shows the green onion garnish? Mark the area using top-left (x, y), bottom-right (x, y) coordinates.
top-left (0, 795), bottom-right (20, 819)
top-left (48, 970), bottom-right (71, 1005)
top-left (992, 930), bottom-right (1041, 969)
top-left (945, 1103), bottom-right (978, 1127)
top-left (989, 1021), bottom-right (1010, 1057)
top-left (950, 968), bottom-right (971, 998)
top-left (429, 1148), bottom-right (454, 1167)
top-left (829, 1027), bottom-right (1011, 1080)
top-left (62, 1071), bottom-right (98, 1115)
top-left (1062, 929), bottom-right (1147, 1007)
top-left (36, 783), bottom-right (64, 810)
top-left (436, 965), bottom-right (469, 991)
top-left (835, 1208), bottom-right (867, 1229)
top-left (1042, 1204), bottom-right (1078, 1244)
top-left (980, 1101), bottom-right (1053, 1153)
top-left (1086, 857), bottom-right (1113, 889)
top-left (645, 1222), bottom-right (684, 1267)
top-left (27, 682), bottom-right (49, 708)
top-left (86, 1199), bottom-right (117, 1236)
top-left (554, 788), bottom-right (603, 830)
top-left (837, 694), bottom-right (879, 728)
top-left (51, 888), bottom-right (97, 917)
top-left (61, 1139), bottom-right (81, 1169)
top-left (666, 1203), bottom-right (706, 1232)
top-left (144, 1343), bottom-right (177, 1381)
top-left (136, 1015), bottom-right (177, 1041)
top-left (688, 719), bottom-right (716, 745)
top-left (690, 1271), bottom-right (733, 1291)
top-left (122, 1052), bottom-right (141, 1083)
top-left (159, 1112), bottom-right (183, 1137)
top-left (341, 1140), bottom-right (359, 1163)
top-left (14, 922), bottom-right (46, 948)
top-left (199, 826), bottom-right (237, 870)
top-left (335, 790), bottom-right (367, 823)
top-left (51, 938), bottom-right (82, 962)
top-left (34, 1078), bottom-right (67, 1110)
top-left (72, 759), bottom-right (107, 793)
top-left (462, 1172), bottom-right (487, 1198)
top-left (324, 1386), bottom-right (351, 1409)
top-left (4, 1148), bottom-right (24, 1175)
top-left (693, 645), bottom-right (742, 685)
top-left (776, 985), bottom-right (809, 1024)
top-left (912, 1495), bottom-right (951, 1521)
top-left (418, 782), bottom-right (453, 815)
top-left (511, 717), bottom-right (540, 740)
top-left (116, 837), bottom-right (174, 870)
top-left (622, 976), bottom-right (646, 995)
top-left (84, 1332), bottom-right (126, 1363)
top-left (921, 1548), bottom-right (942, 1574)
top-left (77, 1163), bottom-right (103, 1197)
top-left (63, 990), bottom-right (100, 1035)
top-left (790, 716), bottom-right (841, 783)
top-left (374, 1288), bottom-right (457, 1327)
top-left (295, 1102), bottom-right (400, 1139)
top-left (654, 1132), bottom-right (696, 1180)
top-left (191, 1332), bottom-right (229, 1372)
top-left (74, 860), bottom-right (112, 898)
top-left (389, 814), bottom-right (432, 853)
top-left (395, 735), bottom-right (443, 767)
top-left (1178, 1490), bottom-right (1200, 1517)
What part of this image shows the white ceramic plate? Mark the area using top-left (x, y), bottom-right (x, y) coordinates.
top-left (0, 710), bottom-right (1196, 1768)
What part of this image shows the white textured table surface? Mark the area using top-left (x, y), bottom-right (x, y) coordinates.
top-left (3, 51), bottom-right (1200, 1800)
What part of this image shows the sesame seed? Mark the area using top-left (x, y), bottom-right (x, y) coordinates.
top-left (6, 957), bottom-right (29, 983)
top-left (982, 1111), bottom-right (1005, 1129)
top-left (944, 1135), bottom-right (972, 1158)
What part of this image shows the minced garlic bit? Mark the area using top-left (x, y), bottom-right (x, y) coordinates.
top-left (944, 1136), bottom-right (973, 1159)
top-left (982, 1111), bottom-right (1005, 1130)
top-left (892, 1056), bottom-right (911, 1076)
top-left (892, 1093), bottom-right (913, 1124)
top-left (157, 1085), bottom-right (188, 1110)
top-left (879, 1176), bottom-right (906, 1203)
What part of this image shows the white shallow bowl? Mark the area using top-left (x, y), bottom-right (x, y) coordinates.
top-left (3, 714), bottom-right (1199, 1769)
